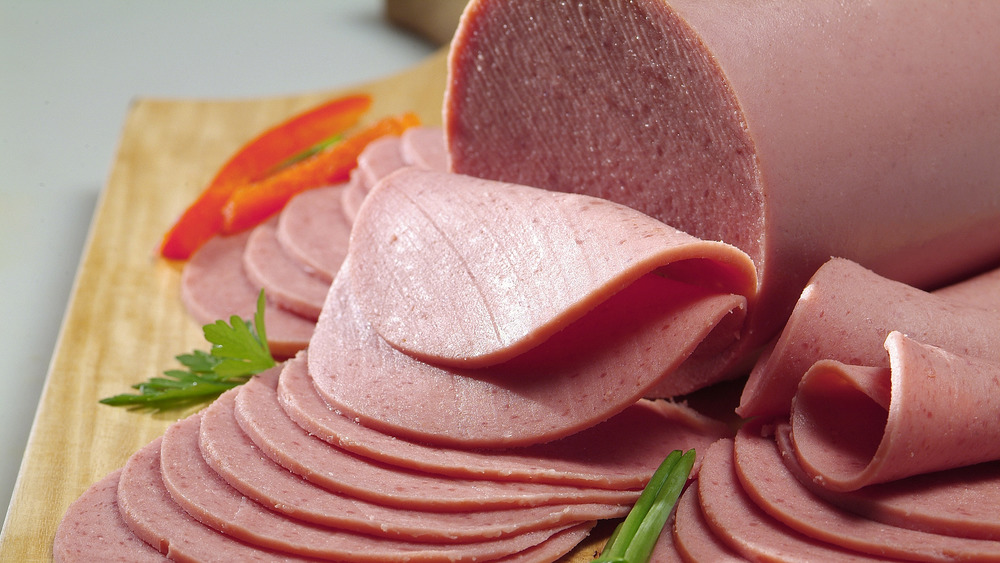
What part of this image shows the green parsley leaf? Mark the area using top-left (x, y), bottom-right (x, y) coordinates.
top-left (100, 290), bottom-right (275, 411)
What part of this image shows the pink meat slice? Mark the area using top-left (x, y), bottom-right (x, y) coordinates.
top-left (401, 126), bottom-right (448, 171)
top-left (278, 351), bottom-right (728, 488)
top-left (773, 424), bottom-right (1000, 542)
top-left (740, 258), bottom-right (1000, 417)
top-left (340, 171), bottom-right (367, 223)
top-left (490, 523), bottom-right (594, 563)
top-left (52, 469), bottom-right (169, 563)
top-left (446, 0), bottom-right (1000, 383)
top-left (356, 134), bottom-right (406, 189)
top-left (670, 486), bottom-right (747, 563)
top-left (242, 221), bottom-right (329, 321)
top-left (116, 437), bottom-right (314, 563)
top-left (348, 168), bottom-right (756, 372)
top-left (695, 439), bottom-right (900, 562)
top-left (233, 366), bottom-right (641, 509)
top-left (275, 183), bottom-right (352, 283)
top-left (790, 331), bottom-right (1000, 491)
top-left (161, 411), bottom-right (585, 562)
top-left (180, 229), bottom-right (313, 358)
top-left (733, 420), bottom-right (1000, 561)
top-left (312, 257), bottom-right (747, 448)
top-left (200, 380), bottom-right (627, 541)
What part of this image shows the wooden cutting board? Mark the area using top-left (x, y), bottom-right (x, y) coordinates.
top-left (0, 46), bottom-right (611, 562)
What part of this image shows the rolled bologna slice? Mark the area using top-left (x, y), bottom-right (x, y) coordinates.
top-left (445, 0), bottom-right (1000, 380)
top-left (740, 258), bottom-right (1000, 417)
top-left (790, 331), bottom-right (1000, 491)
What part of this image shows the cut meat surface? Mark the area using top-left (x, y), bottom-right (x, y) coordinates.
top-left (199, 378), bottom-right (629, 541)
top-left (278, 352), bottom-right (728, 488)
top-left (243, 221), bottom-right (328, 321)
top-left (446, 0), bottom-right (1000, 385)
top-left (670, 486), bottom-right (747, 562)
top-left (234, 366), bottom-right (640, 509)
top-left (275, 183), bottom-right (352, 283)
top-left (52, 470), bottom-right (169, 563)
top-left (791, 331), bottom-right (1000, 491)
top-left (401, 126), bottom-right (448, 171)
top-left (180, 230), bottom-right (313, 358)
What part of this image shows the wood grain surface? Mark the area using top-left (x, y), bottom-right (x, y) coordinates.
top-left (0, 47), bottom-right (610, 562)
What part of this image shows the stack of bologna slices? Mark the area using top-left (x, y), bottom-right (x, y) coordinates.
top-left (56, 0), bottom-right (1000, 560)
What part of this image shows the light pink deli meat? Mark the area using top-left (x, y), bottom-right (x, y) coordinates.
top-left (790, 331), bottom-right (1000, 492)
top-left (116, 437), bottom-right (315, 563)
top-left (275, 183), bottom-right (352, 283)
top-left (161, 411), bottom-right (582, 562)
top-left (232, 366), bottom-right (641, 509)
top-left (278, 352), bottom-right (728, 488)
top-left (314, 173), bottom-right (755, 447)
top-left (734, 420), bottom-right (1000, 561)
top-left (52, 470), bottom-right (169, 563)
top-left (446, 0), bottom-right (1000, 380)
top-left (180, 230), bottom-right (313, 358)
top-left (740, 258), bottom-right (1000, 417)
top-left (242, 221), bottom-right (329, 321)
top-left (200, 383), bottom-right (628, 542)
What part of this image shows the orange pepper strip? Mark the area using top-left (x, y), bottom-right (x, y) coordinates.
top-left (158, 93), bottom-right (373, 260)
top-left (220, 112), bottom-right (421, 234)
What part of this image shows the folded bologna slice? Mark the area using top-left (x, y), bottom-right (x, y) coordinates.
top-left (180, 229), bottom-right (314, 358)
top-left (53, 470), bottom-right (169, 563)
top-left (733, 421), bottom-right (1000, 561)
top-left (790, 331), bottom-right (1000, 492)
top-left (740, 258), bottom-right (1000, 417)
top-left (313, 173), bottom-right (755, 447)
top-left (278, 352), bottom-right (728, 488)
top-left (446, 0), bottom-right (1000, 380)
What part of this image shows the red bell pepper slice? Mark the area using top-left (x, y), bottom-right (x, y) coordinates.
top-left (158, 93), bottom-right (372, 260)
top-left (220, 112), bottom-right (421, 234)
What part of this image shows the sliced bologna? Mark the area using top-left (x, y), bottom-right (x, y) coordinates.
top-left (739, 258), bottom-right (1000, 417)
top-left (200, 383), bottom-right (627, 542)
top-left (275, 183), bottom-right (352, 283)
top-left (180, 229), bottom-right (313, 358)
top-left (670, 486), bottom-right (747, 562)
top-left (790, 331), bottom-right (1000, 491)
top-left (242, 221), bottom-right (329, 321)
top-left (400, 126), bottom-right (448, 172)
top-left (446, 0), bottom-right (1000, 383)
top-left (278, 352), bottom-right (728, 488)
top-left (695, 439), bottom-right (900, 562)
top-left (160, 411), bottom-right (582, 562)
top-left (230, 367), bottom-right (639, 510)
top-left (733, 421), bottom-right (1000, 561)
top-left (116, 437), bottom-right (315, 563)
top-left (52, 470), bottom-right (169, 563)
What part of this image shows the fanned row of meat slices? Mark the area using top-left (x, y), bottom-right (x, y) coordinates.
top-left (56, 0), bottom-right (1000, 559)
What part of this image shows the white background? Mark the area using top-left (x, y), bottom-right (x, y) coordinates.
top-left (0, 0), bottom-right (438, 523)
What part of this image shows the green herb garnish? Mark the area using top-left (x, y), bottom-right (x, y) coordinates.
top-left (593, 449), bottom-right (696, 563)
top-left (100, 290), bottom-right (275, 410)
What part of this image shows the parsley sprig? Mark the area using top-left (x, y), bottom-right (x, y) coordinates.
top-left (100, 290), bottom-right (275, 410)
top-left (593, 449), bottom-right (696, 563)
